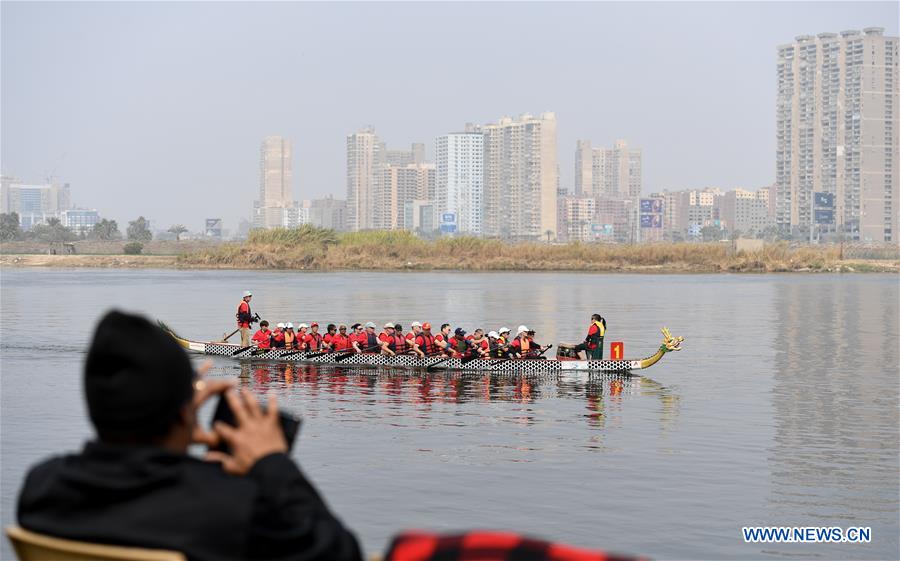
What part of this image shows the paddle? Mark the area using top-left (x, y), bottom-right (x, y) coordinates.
top-left (219, 328), bottom-right (240, 343)
top-left (220, 313), bottom-right (260, 342)
top-left (277, 349), bottom-right (306, 359)
top-left (333, 345), bottom-right (380, 362)
top-left (524, 345), bottom-right (553, 359)
top-left (231, 345), bottom-right (254, 356)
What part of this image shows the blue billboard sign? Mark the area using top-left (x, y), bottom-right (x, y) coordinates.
top-left (441, 213), bottom-right (456, 224)
top-left (640, 214), bottom-right (663, 228)
top-left (640, 199), bottom-right (663, 214)
top-left (815, 209), bottom-right (834, 224)
top-left (440, 223), bottom-right (458, 234)
top-left (814, 192), bottom-right (834, 208)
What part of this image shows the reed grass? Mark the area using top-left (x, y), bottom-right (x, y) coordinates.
top-left (178, 229), bottom-right (897, 273)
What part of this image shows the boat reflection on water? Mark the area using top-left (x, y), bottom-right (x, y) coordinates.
top-left (229, 361), bottom-right (679, 430)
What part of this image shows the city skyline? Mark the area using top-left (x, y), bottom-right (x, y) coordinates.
top-left (2, 2), bottom-right (897, 229)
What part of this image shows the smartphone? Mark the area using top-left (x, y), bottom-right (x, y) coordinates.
top-left (210, 393), bottom-right (301, 453)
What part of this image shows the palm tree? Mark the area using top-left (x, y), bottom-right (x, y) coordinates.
top-left (168, 224), bottom-right (188, 241)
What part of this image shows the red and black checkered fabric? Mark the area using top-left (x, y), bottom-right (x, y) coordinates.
top-left (384, 531), bottom-right (647, 561)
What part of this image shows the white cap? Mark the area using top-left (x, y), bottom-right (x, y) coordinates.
top-left (276, 323), bottom-right (285, 329)
top-left (384, 322), bottom-right (395, 328)
top-left (517, 325), bottom-right (529, 334)
top-left (298, 323), bottom-right (309, 329)
top-left (411, 321), bottom-right (422, 328)
top-left (365, 321), bottom-right (376, 328)
top-left (488, 331), bottom-right (499, 339)
top-left (499, 326), bottom-right (510, 334)
top-left (243, 290), bottom-right (252, 297)
top-left (286, 322), bottom-right (294, 329)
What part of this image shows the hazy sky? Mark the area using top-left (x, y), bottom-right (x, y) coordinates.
top-left (2, 1), bottom-right (897, 231)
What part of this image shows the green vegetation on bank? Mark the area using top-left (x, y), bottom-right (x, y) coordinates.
top-left (177, 225), bottom-right (899, 273)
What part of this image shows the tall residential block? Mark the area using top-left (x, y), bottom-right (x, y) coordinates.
top-left (574, 139), bottom-right (642, 200)
top-left (346, 128), bottom-right (381, 231)
top-left (373, 163), bottom-right (435, 231)
top-left (483, 113), bottom-right (558, 240)
top-left (557, 195), bottom-right (596, 243)
top-left (253, 136), bottom-right (295, 229)
top-left (436, 128), bottom-right (484, 235)
top-left (776, 28), bottom-right (899, 242)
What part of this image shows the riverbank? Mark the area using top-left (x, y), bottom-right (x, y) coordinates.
top-left (3, 238), bottom-right (898, 273)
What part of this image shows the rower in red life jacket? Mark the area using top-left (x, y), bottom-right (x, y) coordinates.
top-left (444, 328), bottom-right (470, 358)
top-left (466, 328), bottom-right (490, 357)
top-left (349, 324), bottom-right (365, 352)
top-left (251, 320), bottom-right (272, 349)
top-left (322, 324), bottom-right (337, 350)
top-left (283, 323), bottom-right (297, 350)
top-left (415, 323), bottom-right (438, 356)
top-left (434, 323), bottom-right (453, 355)
top-left (236, 291), bottom-right (255, 346)
top-left (407, 322), bottom-right (424, 357)
top-left (362, 322), bottom-right (382, 353)
top-left (377, 323), bottom-right (398, 356)
top-left (307, 322), bottom-right (324, 351)
top-left (571, 313), bottom-right (606, 360)
top-left (294, 324), bottom-right (310, 351)
top-left (271, 323), bottom-right (286, 349)
top-left (330, 325), bottom-right (351, 351)
top-left (393, 324), bottom-right (409, 355)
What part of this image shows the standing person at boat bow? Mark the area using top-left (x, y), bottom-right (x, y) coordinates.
top-left (236, 291), bottom-right (256, 346)
top-left (570, 313), bottom-right (606, 360)
top-left (251, 321), bottom-right (272, 349)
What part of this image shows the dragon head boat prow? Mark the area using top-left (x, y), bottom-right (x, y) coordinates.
top-left (661, 327), bottom-right (684, 352)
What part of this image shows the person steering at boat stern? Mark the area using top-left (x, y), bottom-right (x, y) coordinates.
top-left (16, 310), bottom-right (362, 561)
top-left (236, 291), bottom-right (255, 346)
top-left (571, 313), bottom-right (606, 360)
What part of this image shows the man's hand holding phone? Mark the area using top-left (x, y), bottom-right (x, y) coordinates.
top-left (207, 389), bottom-right (289, 476)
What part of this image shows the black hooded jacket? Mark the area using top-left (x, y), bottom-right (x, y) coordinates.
top-left (17, 441), bottom-right (363, 561)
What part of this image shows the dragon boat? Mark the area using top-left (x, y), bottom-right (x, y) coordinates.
top-left (161, 323), bottom-right (683, 375)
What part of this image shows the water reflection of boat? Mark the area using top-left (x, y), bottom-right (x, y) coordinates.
top-left (162, 323), bottom-right (683, 376)
top-left (234, 362), bottom-right (678, 412)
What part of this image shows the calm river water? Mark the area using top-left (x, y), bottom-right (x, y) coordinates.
top-left (1, 269), bottom-right (898, 560)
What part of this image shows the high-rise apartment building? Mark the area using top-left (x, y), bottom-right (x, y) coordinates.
top-left (346, 128), bottom-right (381, 231)
top-left (436, 128), bottom-right (484, 235)
top-left (483, 113), bottom-right (558, 240)
top-left (557, 195), bottom-right (596, 242)
top-left (253, 136), bottom-right (295, 229)
top-left (776, 28), bottom-right (899, 242)
top-left (373, 163), bottom-right (435, 230)
top-left (574, 140), bottom-right (642, 199)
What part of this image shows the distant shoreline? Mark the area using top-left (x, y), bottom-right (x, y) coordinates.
top-left (2, 253), bottom-right (897, 274)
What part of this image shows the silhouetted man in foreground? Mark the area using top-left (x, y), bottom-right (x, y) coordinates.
top-left (17, 310), bottom-right (362, 561)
